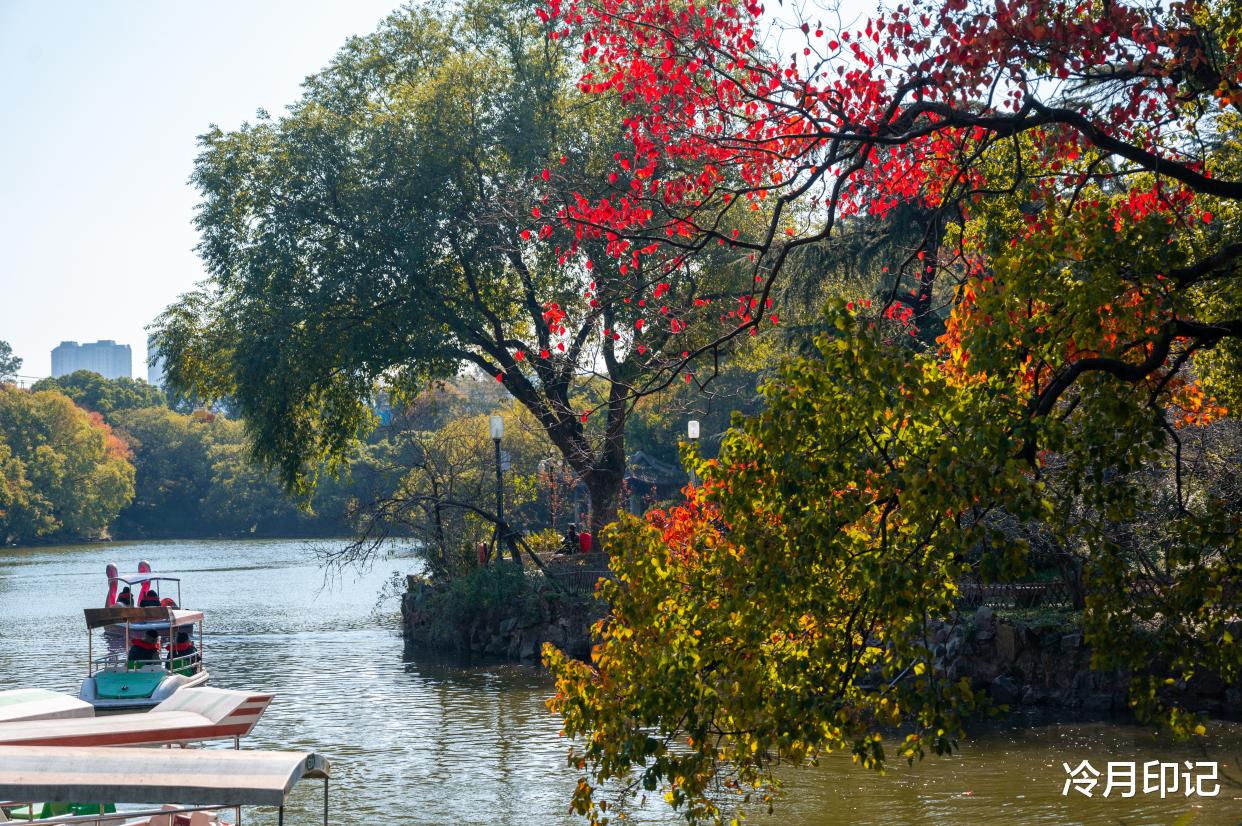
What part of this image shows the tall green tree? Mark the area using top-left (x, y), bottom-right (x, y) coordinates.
top-left (0, 341), bottom-right (21, 381)
top-left (32, 371), bottom-right (165, 420)
top-left (0, 386), bottom-right (134, 543)
top-left (154, 0), bottom-right (749, 536)
top-left (110, 407), bottom-right (214, 538)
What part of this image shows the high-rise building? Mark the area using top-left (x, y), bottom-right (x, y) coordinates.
top-left (146, 334), bottom-right (165, 388)
top-left (50, 340), bottom-right (132, 380)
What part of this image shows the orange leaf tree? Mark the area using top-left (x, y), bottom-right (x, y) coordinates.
top-left (544, 0), bottom-right (1242, 819)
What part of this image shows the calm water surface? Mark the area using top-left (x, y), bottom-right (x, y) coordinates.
top-left (0, 539), bottom-right (1238, 825)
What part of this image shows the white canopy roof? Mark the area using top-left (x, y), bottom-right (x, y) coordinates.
top-left (113, 573), bottom-right (181, 585)
top-left (0, 687), bottom-right (272, 748)
top-left (0, 689), bottom-right (93, 724)
top-left (0, 746), bottom-right (329, 807)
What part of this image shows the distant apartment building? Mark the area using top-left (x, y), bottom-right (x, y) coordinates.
top-left (146, 334), bottom-right (165, 388)
top-left (51, 340), bottom-right (132, 380)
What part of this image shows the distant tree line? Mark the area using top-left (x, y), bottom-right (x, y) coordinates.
top-left (0, 361), bottom-right (520, 545)
top-left (2, 357), bottom-right (734, 548)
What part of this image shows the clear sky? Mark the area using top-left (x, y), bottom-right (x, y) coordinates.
top-left (0, 1), bottom-right (402, 380)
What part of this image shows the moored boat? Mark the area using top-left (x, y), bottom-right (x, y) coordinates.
top-left (0, 745), bottom-right (331, 826)
top-left (0, 687), bottom-right (272, 748)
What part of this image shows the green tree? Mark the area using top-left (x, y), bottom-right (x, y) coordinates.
top-left (110, 407), bottom-right (214, 538)
top-left (548, 310), bottom-right (1042, 820)
top-left (153, 0), bottom-right (750, 537)
top-left (337, 402), bottom-right (554, 575)
top-left (0, 341), bottom-right (21, 381)
top-left (196, 416), bottom-right (336, 536)
top-left (0, 441), bottom-right (49, 544)
top-left (33, 371), bottom-right (165, 419)
top-left (0, 386), bottom-right (134, 542)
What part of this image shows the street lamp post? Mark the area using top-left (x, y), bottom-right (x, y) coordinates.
top-left (687, 420), bottom-right (700, 487)
top-left (490, 415), bottom-right (505, 561)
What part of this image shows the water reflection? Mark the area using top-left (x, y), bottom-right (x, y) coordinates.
top-left (0, 539), bottom-right (1238, 825)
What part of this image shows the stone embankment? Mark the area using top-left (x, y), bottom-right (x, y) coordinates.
top-left (401, 570), bottom-right (601, 662)
top-left (402, 573), bottom-right (1240, 718)
top-left (935, 606), bottom-right (1242, 716)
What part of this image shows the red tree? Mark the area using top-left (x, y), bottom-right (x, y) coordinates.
top-left (537, 0), bottom-right (1240, 400)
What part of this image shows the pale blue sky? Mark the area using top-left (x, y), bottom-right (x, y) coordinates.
top-left (0, 1), bottom-right (401, 379)
top-left (0, 0), bottom-right (873, 381)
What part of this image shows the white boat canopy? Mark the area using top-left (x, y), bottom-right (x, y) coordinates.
top-left (0, 690), bottom-right (93, 724)
top-left (0, 745), bottom-right (329, 807)
top-left (83, 607), bottom-right (203, 630)
top-left (112, 573), bottom-right (181, 585)
top-left (0, 688), bottom-right (272, 748)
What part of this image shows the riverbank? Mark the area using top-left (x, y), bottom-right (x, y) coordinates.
top-left (1, 531), bottom-right (366, 549)
top-left (401, 563), bottom-right (603, 662)
top-left (940, 606), bottom-right (1242, 717)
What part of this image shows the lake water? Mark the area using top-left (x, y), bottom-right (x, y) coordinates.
top-left (0, 538), bottom-right (1239, 825)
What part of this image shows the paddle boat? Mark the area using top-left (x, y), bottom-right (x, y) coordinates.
top-left (80, 606), bottom-right (209, 711)
top-left (0, 746), bottom-right (331, 826)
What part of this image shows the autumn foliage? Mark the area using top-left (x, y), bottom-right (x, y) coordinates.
top-left (543, 0), bottom-right (1241, 820)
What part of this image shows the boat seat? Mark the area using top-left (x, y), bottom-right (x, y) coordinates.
top-left (187, 812), bottom-right (217, 826)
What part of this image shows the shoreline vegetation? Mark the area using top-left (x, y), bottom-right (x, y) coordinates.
top-left (3, 368), bottom-right (645, 549)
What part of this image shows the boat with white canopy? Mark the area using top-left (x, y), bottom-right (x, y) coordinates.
top-left (0, 745), bottom-right (331, 825)
top-left (0, 688), bottom-right (271, 749)
top-left (80, 608), bottom-right (209, 711)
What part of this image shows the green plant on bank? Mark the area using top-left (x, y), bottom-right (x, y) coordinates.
top-left (525, 527), bottom-right (565, 558)
top-left (409, 561), bottom-right (594, 644)
top-left (992, 607), bottom-right (1083, 636)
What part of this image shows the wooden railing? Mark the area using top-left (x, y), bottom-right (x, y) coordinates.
top-left (544, 568), bottom-right (614, 596)
top-left (955, 580), bottom-right (1076, 609)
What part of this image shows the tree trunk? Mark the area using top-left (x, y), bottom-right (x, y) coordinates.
top-left (584, 466), bottom-right (624, 538)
